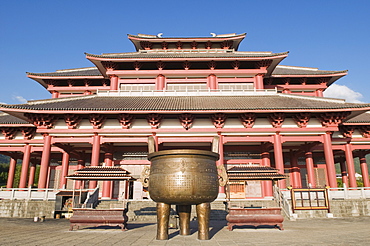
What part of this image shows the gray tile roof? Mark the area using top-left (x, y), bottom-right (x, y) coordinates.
top-left (27, 67), bottom-right (103, 77)
top-left (272, 65), bottom-right (347, 75)
top-left (344, 112), bottom-right (370, 123)
top-left (0, 113), bottom-right (30, 124)
top-left (85, 51), bottom-right (289, 59)
top-left (1, 94), bottom-right (368, 112)
top-left (128, 33), bottom-right (247, 39)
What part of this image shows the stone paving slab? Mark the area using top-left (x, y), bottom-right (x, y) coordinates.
top-left (0, 217), bottom-right (369, 245)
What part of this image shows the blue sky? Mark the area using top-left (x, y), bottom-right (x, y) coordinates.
top-left (1, 0), bottom-right (369, 104)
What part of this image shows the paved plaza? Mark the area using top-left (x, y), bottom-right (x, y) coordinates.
top-left (0, 217), bottom-right (369, 245)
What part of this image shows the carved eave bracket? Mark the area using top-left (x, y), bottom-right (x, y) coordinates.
top-left (118, 113), bottom-right (134, 129)
top-left (179, 113), bottom-right (194, 130)
top-left (20, 127), bottom-right (36, 140)
top-left (318, 112), bottom-right (350, 127)
top-left (147, 113), bottom-right (162, 129)
top-left (240, 113), bottom-right (256, 128)
top-left (89, 114), bottom-right (106, 129)
top-left (293, 113), bottom-right (311, 128)
top-left (64, 114), bottom-right (82, 129)
top-left (358, 126), bottom-right (370, 138)
top-left (340, 126), bottom-right (355, 138)
top-left (25, 113), bottom-right (56, 129)
top-left (140, 41), bottom-right (152, 50)
top-left (1, 127), bottom-right (17, 140)
top-left (220, 40), bottom-right (233, 49)
top-left (269, 113), bottom-right (285, 128)
top-left (133, 61), bottom-right (142, 71)
top-left (211, 113), bottom-right (227, 129)
top-left (256, 59), bottom-right (273, 68)
top-left (101, 61), bottom-right (118, 71)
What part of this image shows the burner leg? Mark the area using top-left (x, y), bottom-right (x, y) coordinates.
top-left (176, 205), bottom-right (191, 235)
top-left (156, 202), bottom-right (170, 240)
top-left (196, 202), bottom-right (210, 240)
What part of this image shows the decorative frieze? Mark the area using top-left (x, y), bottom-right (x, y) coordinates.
top-left (179, 113), bottom-right (194, 130)
top-left (240, 113), bottom-right (256, 128)
top-left (25, 113), bottom-right (56, 129)
top-left (89, 114), bottom-right (106, 129)
top-left (64, 114), bottom-right (82, 129)
top-left (211, 113), bottom-right (226, 128)
top-left (118, 113), bottom-right (134, 129)
top-left (268, 113), bottom-right (285, 128)
top-left (318, 112), bottom-right (350, 127)
top-left (147, 113), bottom-right (162, 129)
top-left (293, 113), bottom-right (311, 128)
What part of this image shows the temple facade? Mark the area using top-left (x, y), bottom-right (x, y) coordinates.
top-left (1, 32), bottom-right (370, 199)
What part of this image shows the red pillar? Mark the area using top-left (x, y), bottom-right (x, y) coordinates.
top-left (110, 75), bottom-right (119, 91)
top-left (323, 132), bottom-right (337, 188)
top-left (89, 134), bottom-right (101, 189)
top-left (102, 151), bottom-right (113, 199)
top-left (38, 134), bottom-right (52, 189)
top-left (75, 158), bottom-right (85, 189)
top-left (19, 144), bottom-right (31, 188)
top-left (217, 135), bottom-right (225, 194)
top-left (315, 89), bottom-right (324, 97)
top-left (28, 162), bottom-right (36, 188)
top-left (51, 91), bottom-right (60, 98)
top-left (273, 133), bottom-right (286, 188)
top-left (207, 74), bottom-right (217, 90)
top-left (255, 74), bottom-right (264, 90)
top-left (156, 74), bottom-right (165, 90)
top-left (59, 152), bottom-right (70, 189)
top-left (261, 151), bottom-right (273, 197)
top-left (305, 151), bottom-right (316, 188)
top-left (339, 158), bottom-right (349, 187)
top-left (6, 157), bottom-right (17, 188)
top-left (290, 152), bottom-right (301, 188)
top-left (359, 154), bottom-right (370, 187)
top-left (344, 144), bottom-right (357, 187)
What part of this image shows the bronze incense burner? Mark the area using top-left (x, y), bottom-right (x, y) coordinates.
top-left (142, 140), bottom-right (227, 240)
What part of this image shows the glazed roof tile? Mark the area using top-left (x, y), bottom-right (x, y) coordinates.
top-left (272, 65), bottom-right (347, 75)
top-left (0, 113), bottom-right (30, 124)
top-left (1, 94), bottom-right (368, 112)
top-left (66, 166), bottom-right (135, 180)
top-left (344, 112), bottom-right (370, 123)
top-left (27, 67), bottom-right (103, 77)
top-left (128, 33), bottom-right (246, 39)
top-left (85, 51), bottom-right (289, 59)
top-left (227, 165), bottom-right (287, 180)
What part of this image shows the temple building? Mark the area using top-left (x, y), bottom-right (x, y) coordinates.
top-left (1, 32), bottom-right (370, 199)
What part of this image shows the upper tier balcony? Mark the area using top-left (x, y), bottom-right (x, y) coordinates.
top-left (96, 88), bottom-right (278, 97)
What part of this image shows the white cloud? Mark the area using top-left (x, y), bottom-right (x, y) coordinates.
top-left (12, 95), bottom-right (28, 104)
top-left (324, 84), bottom-right (365, 103)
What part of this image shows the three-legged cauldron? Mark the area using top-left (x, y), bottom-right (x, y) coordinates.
top-left (143, 149), bottom-right (225, 240)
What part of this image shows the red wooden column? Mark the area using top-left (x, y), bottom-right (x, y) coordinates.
top-left (89, 134), bottom-right (101, 189)
top-left (273, 133), bottom-right (286, 188)
top-left (290, 151), bottom-right (301, 188)
top-left (102, 151), bottom-right (113, 199)
top-left (305, 151), bottom-right (316, 188)
top-left (19, 144), bottom-right (31, 188)
top-left (339, 158), bottom-right (349, 187)
top-left (110, 75), bottom-right (119, 91)
top-left (217, 135), bottom-right (225, 195)
top-left (59, 152), bottom-right (70, 189)
top-left (6, 157), bottom-right (17, 188)
top-left (261, 151), bottom-right (273, 197)
top-left (75, 158), bottom-right (85, 189)
top-left (255, 74), bottom-right (264, 90)
top-left (344, 144), bottom-right (357, 187)
top-left (207, 74), bottom-right (217, 90)
top-left (38, 134), bottom-right (52, 189)
top-left (156, 75), bottom-right (165, 90)
top-left (359, 153), bottom-right (370, 187)
top-left (322, 132), bottom-right (337, 188)
top-left (28, 162), bottom-right (36, 188)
